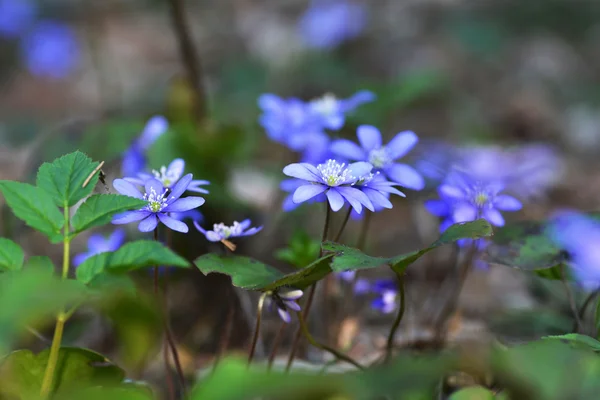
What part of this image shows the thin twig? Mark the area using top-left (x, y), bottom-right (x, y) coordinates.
top-left (385, 271), bottom-right (406, 363)
top-left (166, 0), bottom-right (207, 122)
top-left (248, 293), bottom-right (267, 365)
top-left (561, 265), bottom-right (583, 333)
top-left (267, 322), bottom-right (287, 371)
top-left (296, 312), bottom-right (365, 370)
top-left (27, 327), bottom-right (51, 345)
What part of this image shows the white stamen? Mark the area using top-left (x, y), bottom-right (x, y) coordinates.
top-left (368, 147), bottom-right (392, 169)
top-left (212, 221), bottom-right (244, 239)
top-left (152, 165), bottom-right (180, 188)
top-left (143, 187), bottom-right (168, 213)
top-left (316, 159), bottom-right (355, 187)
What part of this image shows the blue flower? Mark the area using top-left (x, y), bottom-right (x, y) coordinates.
top-left (122, 116), bottom-right (169, 177)
top-left (548, 211), bottom-right (600, 288)
top-left (354, 278), bottom-right (370, 295)
top-left (194, 219), bottom-right (262, 242)
top-left (267, 289), bottom-right (303, 323)
top-left (298, 0), bottom-right (366, 50)
top-left (436, 169), bottom-right (522, 227)
top-left (283, 159), bottom-right (374, 214)
top-left (171, 209), bottom-right (204, 224)
top-left (307, 91), bottom-right (375, 131)
top-left (20, 20), bottom-right (80, 80)
top-left (336, 270), bottom-right (356, 282)
top-left (0, 0), bottom-right (36, 38)
top-left (371, 279), bottom-right (398, 314)
top-left (125, 158), bottom-right (210, 194)
top-left (258, 95), bottom-right (316, 147)
top-left (74, 229), bottom-right (125, 267)
top-left (356, 172), bottom-right (406, 210)
top-left (112, 174), bottom-right (205, 233)
top-left (330, 125), bottom-right (425, 190)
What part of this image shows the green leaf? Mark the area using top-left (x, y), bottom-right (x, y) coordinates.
top-left (0, 181), bottom-right (64, 242)
top-left (449, 386), bottom-right (495, 400)
top-left (193, 253), bottom-right (334, 291)
top-left (0, 347), bottom-right (125, 398)
top-left (55, 385), bottom-right (154, 400)
top-left (0, 238), bottom-right (24, 271)
top-left (23, 256), bottom-right (55, 275)
top-left (36, 151), bottom-right (100, 207)
top-left (323, 219), bottom-right (493, 274)
top-left (274, 229), bottom-right (321, 269)
top-left (76, 240), bottom-right (190, 284)
top-left (71, 194), bottom-right (148, 235)
top-left (542, 333), bottom-right (600, 352)
top-left (485, 218), bottom-right (568, 271)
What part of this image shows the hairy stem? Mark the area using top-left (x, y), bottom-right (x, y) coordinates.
top-left (296, 312), bottom-right (364, 370)
top-left (385, 271), bottom-right (406, 363)
top-left (40, 205), bottom-right (71, 398)
top-left (166, 0), bottom-right (207, 122)
top-left (285, 206), bottom-right (331, 371)
top-left (248, 293), bottom-right (267, 365)
top-left (561, 265), bottom-right (583, 333)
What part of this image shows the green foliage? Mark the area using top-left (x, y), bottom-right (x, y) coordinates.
top-left (55, 384), bottom-right (154, 400)
top-left (0, 238), bottom-right (24, 271)
top-left (485, 219), bottom-right (567, 271)
top-left (36, 151), bottom-right (100, 207)
top-left (71, 194), bottom-right (148, 236)
top-left (76, 240), bottom-right (190, 284)
top-left (542, 333), bottom-right (600, 352)
top-left (275, 229), bottom-right (321, 269)
top-left (23, 256), bottom-right (55, 275)
top-left (324, 219), bottom-right (493, 274)
top-left (449, 386), bottom-right (496, 399)
top-left (0, 181), bottom-right (64, 242)
top-left (0, 347), bottom-right (125, 398)
top-left (193, 253), bottom-right (334, 291)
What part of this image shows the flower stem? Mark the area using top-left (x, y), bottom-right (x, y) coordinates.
top-left (248, 293), bottom-right (267, 365)
top-left (214, 285), bottom-right (235, 369)
top-left (356, 211), bottom-right (372, 250)
top-left (574, 289), bottom-right (600, 333)
top-left (561, 265), bottom-right (582, 333)
top-left (267, 322), bottom-right (287, 371)
top-left (385, 270), bottom-right (406, 363)
top-left (296, 311), bottom-right (364, 370)
top-left (39, 204), bottom-right (71, 398)
top-left (285, 205), bottom-right (331, 372)
top-left (333, 208), bottom-right (352, 243)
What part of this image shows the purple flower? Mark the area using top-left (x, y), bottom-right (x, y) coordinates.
top-left (356, 172), bottom-right (406, 210)
top-left (258, 95), bottom-right (317, 147)
top-left (435, 169), bottom-right (522, 227)
top-left (298, 0), bottom-right (366, 50)
top-left (336, 270), bottom-right (356, 282)
top-left (122, 116), bottom-right (169, 177)
top-left (307, 91), bottom-right (375, 131)
top-left (283, 159), bottom-right (374, 214)
top-left (125, 158), bottom-right (210, 194)
top-left (20, 20), bottom-right (80, 80)
top-left (171, 209), bottom-right (203, 224)
top-left (111, 174), bottom-right (205, 233)
top-left (0, 0), bottom-right (36, 38)
top-left (74, 229), bottom-right (125, 267)
top-left (371, 279), bottom-right (398, 314)
top-left (549, 211), bottom-right (600, 287)
top-left (193, 219), bottom-right (262, 242)
top-left (354, 278), bottom-right (370, 295)
top-left (268, 289), bottom-right (303, 323)
top-left (330, 125), bottom-right (424, 190)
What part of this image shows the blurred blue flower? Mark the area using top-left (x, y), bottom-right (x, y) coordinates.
top-left (122, 116), bottom-right (169, 177)
top-left (549, 211), bottom-right (600, 288)
top-left (258, 94), bottom-right (317, 148)
top-left (283, 159), bottom-right (374, 214)
top-left (125, 158), bottom-right (210, 194)
top-left (308, 91), bottom-right (375, 131)
top-left (267, 289), bottom-right (303, 323)
top-left (112, 174), bottom-right (205, 233)
top-left (298, 0), bottom-right (367, 50)
top-left (20, 20), bottom-right (80, 79)
top-left (0, 0), bottom-right (36, 38)
top-left (194, 219), bottom-right (262, 242)
top-left (331, 125), bottom-right (425, 190)
top-left (371, 279), bottom-right (398, 314)
top-left (354, 277), bottom-right (370, 295)
top-left (336, 270), bottom-right (356, 282)
top-left (73, 229), bottom-right (125, 267)
top-left (171, 209), bottom-right (203, 224)
top-left (436, 169), bottom-right (522, 227)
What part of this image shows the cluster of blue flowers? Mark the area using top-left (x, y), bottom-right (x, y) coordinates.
top-left (0, 0), bottom-right (80, 79)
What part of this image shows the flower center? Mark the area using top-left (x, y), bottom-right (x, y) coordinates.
top-left (144, 188), bottom-right (168, 213)
top-left (310, 93), bottom-right (338, 117)
top-left (213, 221), bottom-right (244, 239)
top-left (368, 147), bottom-right (391, 169)
top-left (381, 290), bottom-right (397, 305)
top-left (474, 192), bottom-right (489, 207)
top-left (355, 171), bottom-right (379, 186)
top-left (152, 165), bottom-right (180, 188)
top-left (316, 159), bottom-right (354, 187)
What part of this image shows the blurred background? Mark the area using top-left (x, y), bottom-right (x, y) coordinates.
top-left (2, 0), bottom-right (600, 393)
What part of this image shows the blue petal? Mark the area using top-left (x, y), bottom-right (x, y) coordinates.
top-left (167, 158), bottom-right (185, 181)
top-left (453, 204), bottom-right (477, 223)
top-left (345, 161), bottom-right (373, 183)
top-left (145, 178), bottom-right (164, 198)
top-left (330, 139), bottom-right (366, 161)
top-left (121, 146), bottom-right (145, 177)
top-left (338, 186), bottom-right (374, 212)
top-left (424, 199), bottom-right (450, 217)
top-left (326, 189), bottom-right (345, 212)
top-left (239, 219), bottom-right (252, 230)
top-left (240, 226), bottom-right (263, 237)
top-left (169, 173), bottom-right (193, 201)
top-left (107, 229), bottom-right (126, 249)
top-left (158, 213), bottom-right (189, 233)
top-left (363, 188), bottom-right (392, 209)
top-left (138, 215), bottom-right (159, 232)
top-left (277, 308), bottom-right (291, 323)
top-left (293, 184), bottom-right (327, 203)
top-left (483, 208), bottom-right (505, 227)
top-left (494, 195), bottom-right (522, 211)
top-left (73, 252), bottom-right (90, 267)
top-left (193, 221), bottom-right (207, 234)
top-left (113, 179), bottom-right (144, 199)
top-left (163, 196), bottom-right (205, 212)
top-left (356, 125), bottom-right (382, 151)
top-left (138, 115), bottom-right (168, 149)
top-left (283, 163), bottom-right (320, 182)
top-left (385, 164), bottom-right (424, 190)
top-left (112, 210), bottom-right (150, 224)
top-left (284, 300), bottom-right (301, 312)
top-left (386, 131), bottom-right (418, 160)
top-left (205, 231), bottom-right (222, 242)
